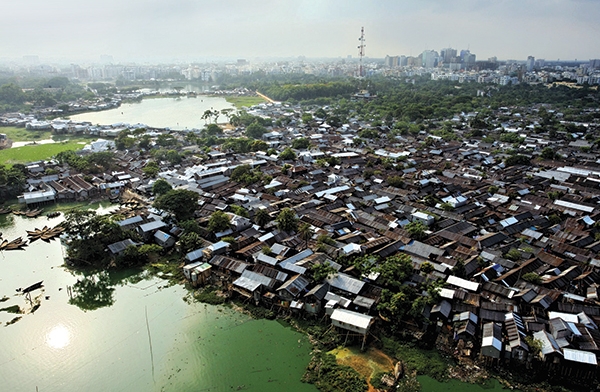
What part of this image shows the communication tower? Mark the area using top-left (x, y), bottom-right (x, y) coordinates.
top-left (358, 27), bottom-right (365, 78)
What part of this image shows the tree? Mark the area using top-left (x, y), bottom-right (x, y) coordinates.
top-left (405, 221), bottom-right (427, 240)
top-left (230, 204), bottom-right (249, 218)
top-left (505, 248), bottom-right (522, 261)
top-left (524, 336), bottom-right (543, 358)
top-left (153, 189), bottom-right (199, 221)
top-left (375, 254), bottom-right (414, 289)
top-left (387, 176), bottom-right (404, 188)
top-left (298, 222), bottom-right (314, 248)
top-left (201, 109), bottom-right (213, 124)
top-left (522, 272), bottom-right (543, 284)
top-left (291, 138), bottom-right (310, 149)
top-left (203, 123), bottom-right (223, 137)
top-left (254, 208), bottom-right (270, 227)
top-left (540, 147), bottom-right (557, 160)
top-left (245, 121), bottom-right (267, 139)
top-left (179, 232), bottom-right (205, 253)
top-left (143, 161), bottom-right (160, 177)
top-left (421, 261), bottom-right (434, 275)
top-left (138, 135), bottom-right (152, 150)
top-left (207, 210), bottom-right (231, 233)
top-left (301, 113), bottom-right (313, 124)
top-left (310, 263), bottom-right (337, 282)
top-left (115, 130), bottom-right (135, 150)
top-left (279, 147), bottom-right (297, 161)
top-left (276, 208), bottom-right (298, 232)
top-left (152, 178), bottom-right (172, 196)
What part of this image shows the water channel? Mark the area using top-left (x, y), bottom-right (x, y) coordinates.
top-left (0, 213), bottom-right (316, 392)
top-left (69, 95), bottom-right (234, 130)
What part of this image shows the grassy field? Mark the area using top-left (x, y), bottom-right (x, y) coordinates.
top-left (0, 141), bottom-right (85, 164)
top-left (225, 96), bottom-right (267, 108)
top-left (0, 126), bottom-right (53, 141)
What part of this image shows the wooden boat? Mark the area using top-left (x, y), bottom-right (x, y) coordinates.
top-left (0, 207), bottom-right (11, 215)
top-left (26, 208), bottom-right (43, 218)
top-left (22, 281), bottom-right (43, 294)
top-left (1, 237), bottom-right (27, 250)
top-left (46, 211), bottom-right (61, 218)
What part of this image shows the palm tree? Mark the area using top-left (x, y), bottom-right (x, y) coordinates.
top-left (201, 109), bottom-right (212, 125)
top-left (298, 223), bottom-right (314, 249)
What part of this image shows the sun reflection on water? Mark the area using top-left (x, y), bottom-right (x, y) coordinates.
top-left (46, 324), bottom-right (71, 349)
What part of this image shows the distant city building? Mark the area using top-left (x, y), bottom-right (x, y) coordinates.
top-left (421, 50), bottom-right (439, 68)
top-left (526, 56), bottom-right (535, 72)
top-left (441, 48), bottom-right (457, 64)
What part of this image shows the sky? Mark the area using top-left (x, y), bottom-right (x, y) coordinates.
top-left (1, 0), bottom-right (599, 63)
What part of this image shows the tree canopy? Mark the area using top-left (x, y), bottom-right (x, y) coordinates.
top-left (153, 189), bottom-right (199, 221)
top-left (207, 210), bottom-right (231, 233)
top-left (276, 207), bottom-right (298, 232)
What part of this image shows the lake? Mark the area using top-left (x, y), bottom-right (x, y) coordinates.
top-left (69, 95), bottom-right (234, 130)
top-left (0, 213), bottom-right (316, 392)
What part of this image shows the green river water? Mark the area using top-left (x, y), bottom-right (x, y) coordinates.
top-left (0, 213), bottom-right (316, 392)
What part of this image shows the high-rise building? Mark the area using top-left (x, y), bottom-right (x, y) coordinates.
top-left (421, 50), bottom-right (439, 68)
top-left (441, 48), bottom-right (457, 64)
top-left (526, 56), bottom-right (535, 72)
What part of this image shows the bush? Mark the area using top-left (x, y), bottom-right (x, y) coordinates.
top-left (302, 352), bottom-right (367, 392)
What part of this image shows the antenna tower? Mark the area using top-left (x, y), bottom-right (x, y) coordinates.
top-left (358, 27), bottom-right (365, 78)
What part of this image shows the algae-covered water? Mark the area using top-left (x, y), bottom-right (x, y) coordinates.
top-left (0, 214), bottom-right (316, 392)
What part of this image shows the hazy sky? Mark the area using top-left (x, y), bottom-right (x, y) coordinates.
top-left (2, 0), bottom-right (599, 63)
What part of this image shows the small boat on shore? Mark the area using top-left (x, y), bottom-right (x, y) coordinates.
top-left (0, 236), bottom-right (27, 250)
top-left (46, 211), bottom-right (61, 218)
top-left (25, 208), bottom-right (43, 218)
top-left (22, 281), bottom-right (43, 294)
top-left (27, 225), bottom-right (64, 242)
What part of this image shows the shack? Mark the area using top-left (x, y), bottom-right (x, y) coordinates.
top-left (330, 308), bottom-right (374, 349)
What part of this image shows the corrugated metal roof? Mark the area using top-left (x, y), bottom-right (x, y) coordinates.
top-left (563, 348), bottom-right (598, 365)
top-left (447, 275), bottom-right (480, 292)
top-left (330, 308), bottom-right (373, 330)
top-left (326, 273), bottom-right (365, 295)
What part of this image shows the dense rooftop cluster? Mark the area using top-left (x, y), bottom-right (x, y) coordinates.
top-left (7, 86), bottom-right (600, 388)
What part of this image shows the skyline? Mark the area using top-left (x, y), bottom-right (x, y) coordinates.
top-left (1, 0), bottom-right (600, 63)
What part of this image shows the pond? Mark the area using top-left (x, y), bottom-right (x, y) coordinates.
top-left (69, 95), bottom-right (234, 130)
top-left (0, 214), bottom-right (316, 392)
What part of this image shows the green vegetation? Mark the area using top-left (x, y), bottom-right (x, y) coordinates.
top-left (153, 189), bottom-right (199, 221)
top-left (522, 272), bottom-right (543, 284)
top-left (279, 147), bottom-right (297, 161)
top-left (63, 209), bottom-right (144, 269)
top-left (0, 126), bottom-right (52, 141)
top-left (276, 207), bottom-right (298, 232)
top-left (230, 164), bottom-right (267, 185)
top-left (0, 141), bottom-right (84, 164)
top-left (253, 208), bottom-right (271, 227)
top-left (55, 150), bottom-right (116, 174)
top-left (381, 337), bottom-right (450, 381)
top-left (405, 221), bottom-right (427, 240)
top-left (225, 96), bottom-right (266, 108)
top-left (207, 210), bottom-right (231, 233)
top-left (152, 178), bottom-right (172, 196)
top-left (302, 352), bottom-right (367, 392)
top-left (193, 286), bottom-right (227, 305)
